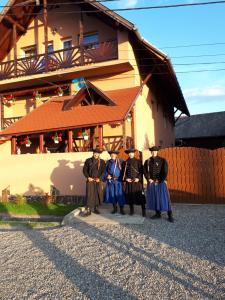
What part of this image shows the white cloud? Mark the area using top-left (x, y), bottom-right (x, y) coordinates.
top-left (183, 87), bottom-right (225, 98)
top-left (119, 0), bottom-right (138, 8)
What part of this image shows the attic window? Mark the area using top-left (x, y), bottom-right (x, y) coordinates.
top-left (23, 46), bottom-right (37, 58)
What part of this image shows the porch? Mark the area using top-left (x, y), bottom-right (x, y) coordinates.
top-left (11, 128), bottom-right (134, 155)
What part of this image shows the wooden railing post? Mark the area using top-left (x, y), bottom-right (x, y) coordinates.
top-left (39, 134), bottom-right (44, 153)
top-left (11, 137), bottom-right (16, 155)
top-left (68, 130), bottom-right (73, 152)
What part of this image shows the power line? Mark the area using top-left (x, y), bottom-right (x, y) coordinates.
top-left (1, 0), bottom-right (225, 15)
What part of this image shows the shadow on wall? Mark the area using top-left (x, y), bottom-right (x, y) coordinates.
top-left (24, 184), bottom-right (44, 196)
top-left (50, 159), bottom-right (85, 195)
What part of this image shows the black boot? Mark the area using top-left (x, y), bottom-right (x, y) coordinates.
top-left (120, 206), bottom-right (125, 215)
top-left (93, 206), bottom-right (100, 214)
top-left (168, 211), bottom-right (174, 223)
top-left (141, 204), bottom-right (146, 217)
top-left (111, 204), bottom-right (117, 214)
top-left (150, 210), bottom-right (161, 219)
top-left (129, 204), bottom-right (134, 216)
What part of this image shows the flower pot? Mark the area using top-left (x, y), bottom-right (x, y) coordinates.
top-left (26, 144), bottom-right (31, 147)
top-left (58, 92), bottom-right (63, 97)
top-left (83, 135), bottom-right (89, 141)
top-left (54, 139), bottom-right (59, 144)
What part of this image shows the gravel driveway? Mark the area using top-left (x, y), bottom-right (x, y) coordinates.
top-left (0, 204), bottom-right (224, 300)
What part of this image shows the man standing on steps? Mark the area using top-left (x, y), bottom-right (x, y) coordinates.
top-left (123, 148), bottom-right (146, 217)
top-left (103, 150), bottom-right (125, 215)
top-left (82, 148), bottom-right (106, 217)
top-left (144, 146), bottom-right (174, 223)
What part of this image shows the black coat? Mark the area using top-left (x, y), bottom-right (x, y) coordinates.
top-left (83, 157), bottom-right (106, 208)
top-left (123, 158), bottom-right (145, 205)
top-left (83, 157), bottom-right (106, 180)
top-left (143, 156), bottom-right (168, 183)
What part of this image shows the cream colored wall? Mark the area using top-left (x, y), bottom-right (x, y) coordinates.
top-left (134, 84), bottom-right (175, 151)
top-left (3, 96), bottom-right (50, 119)
top-left (4, 4), bottom-right (117, 61)
top-left (0, 141), bottom-right (111, 196)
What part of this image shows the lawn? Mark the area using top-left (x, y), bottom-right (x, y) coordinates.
top-left (0, 202), bottom-right (80, 216)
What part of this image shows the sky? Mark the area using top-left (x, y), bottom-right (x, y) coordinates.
top-left (1, 0), bottom-right (225, 115)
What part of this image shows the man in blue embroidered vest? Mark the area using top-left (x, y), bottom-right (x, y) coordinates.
top-left (104, 150), bottom-right (125, 215)
top-left (144, 146), bottom-right (174, 222)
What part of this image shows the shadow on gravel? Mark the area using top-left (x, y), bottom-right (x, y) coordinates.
top-left (23, 229), bottom-right (138, 300)
top-left (125, 205), bottom-right (225, 266)
top-left (69, 221), bottom-right (221, 299)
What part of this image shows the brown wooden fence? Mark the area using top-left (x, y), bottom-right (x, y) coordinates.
top-left (159, 147), bottom-right (225, 204)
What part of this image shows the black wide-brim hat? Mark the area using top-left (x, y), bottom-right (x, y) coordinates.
top-left (108, 150), bottom-right (119, 155)
top-left (149, 146), bottom-right (160, 151)
top-left (92, 148), bottom-right (103, 154)
top-left (125, 148), bottom-right (136, 154)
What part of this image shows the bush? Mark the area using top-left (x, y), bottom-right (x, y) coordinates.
top-left (15, 194), bottom-right (26, 205)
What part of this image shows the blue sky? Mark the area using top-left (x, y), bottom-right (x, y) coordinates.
top-left (1, 0), bottom-right (225, 115)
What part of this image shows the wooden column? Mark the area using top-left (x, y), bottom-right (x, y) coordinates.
top-left (98, 125), bottom-right (103, 149)
top-left (122, 122), bottom-right (126, 149)
top-left (79, 10), bottom-right (84, 65)
top-left (39, 134), bottom-right (44, 153)
top-left (68, 130), bottom-right (73, 152)
top-left (13, 24), bottom-right (17, 76)
top-left (11, 137), bottom-right (17, 155)
top-left (131, 110), bottom-right (135, 148)
top-left (43, 0), bottom-right (48, 72)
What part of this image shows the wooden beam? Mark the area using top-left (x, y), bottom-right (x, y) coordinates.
top-left (68, 130), bottom-right (73, 152)
top-left (39, 134), bottom-right (44, 153)
top-left (11, 137), bottom-right (17, 155)
top-left (13, 24), bottom-right (17, 76)
top-left (0, 29), bottom-right (12, 49)
top-left (98, 125), bottom-right (103, 149)
top-left (79, 9), bottom-right (84, 65)
top-left (43, 0), bottom-right (48, 72)
top-left (4, 15), bottom-right (26, 33)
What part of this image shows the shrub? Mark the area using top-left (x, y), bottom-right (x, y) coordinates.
top-left (15, 194), bottom-right (26, 205)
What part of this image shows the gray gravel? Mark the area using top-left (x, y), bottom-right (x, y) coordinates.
top-left (0, 204), bottom-right (225, 300)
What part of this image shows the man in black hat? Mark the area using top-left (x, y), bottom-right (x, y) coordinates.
top-left (144, 146), bottom-right (174, 222)
top-left (123, 148), bottom-right (146, 217)
top-left (103, 150), bottom-right (125, 215)
top-left (82, 148), bottom-right (106, 216)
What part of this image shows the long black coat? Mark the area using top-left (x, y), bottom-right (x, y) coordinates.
top-left (123, 158), bottom-right (145, 205)
top-left (83, 157), bottom-right (106, 209)
top-left (143, 156), bottom-right (168, 183)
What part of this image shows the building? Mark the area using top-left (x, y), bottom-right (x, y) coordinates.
top-left (0, 0), bottom-right (189, 196)
top-left (175, 111), bottom-right (225, 149)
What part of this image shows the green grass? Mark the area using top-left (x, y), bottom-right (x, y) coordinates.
top-left (0, 220), bottom-right (61, 228)
top-left (0, 202), bottom-right (80, 216)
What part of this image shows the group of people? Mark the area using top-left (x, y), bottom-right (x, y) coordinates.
top-left (82, 146), bottom-right (174, 222)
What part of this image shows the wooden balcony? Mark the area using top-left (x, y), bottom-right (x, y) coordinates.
top-left (2, 116), bottom-right (23, 129)
top-left (0, 39), bottom-right (118, 81)
top-left (73, 135), bottom-right (134, 152)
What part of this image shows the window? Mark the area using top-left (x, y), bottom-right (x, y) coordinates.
top-left (23, 46), bottom-right (37, 58)
top-left (83, 33), bottom-right (99, 46)
top-left (48, 43), bottom-right (54, 54)
top-left (78, 33), bottom-right (99, 49)
top-left (63, 39), bottom-right (72, 50)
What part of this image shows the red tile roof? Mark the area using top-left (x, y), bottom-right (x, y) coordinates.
top-left (0, 85), bottom-right (140, 136)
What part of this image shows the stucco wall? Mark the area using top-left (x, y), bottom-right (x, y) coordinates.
top-left (0, 141), bottom-right (111, 196)
top-left (134, 84), bottom-right (175, 151)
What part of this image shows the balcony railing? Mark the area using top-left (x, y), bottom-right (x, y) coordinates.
top-left (2, 116), bottom-right (23, 129)
top-left (74, 135), bottom-right (134, 152)
top-left (0, 39), bottom-right (118, 81)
